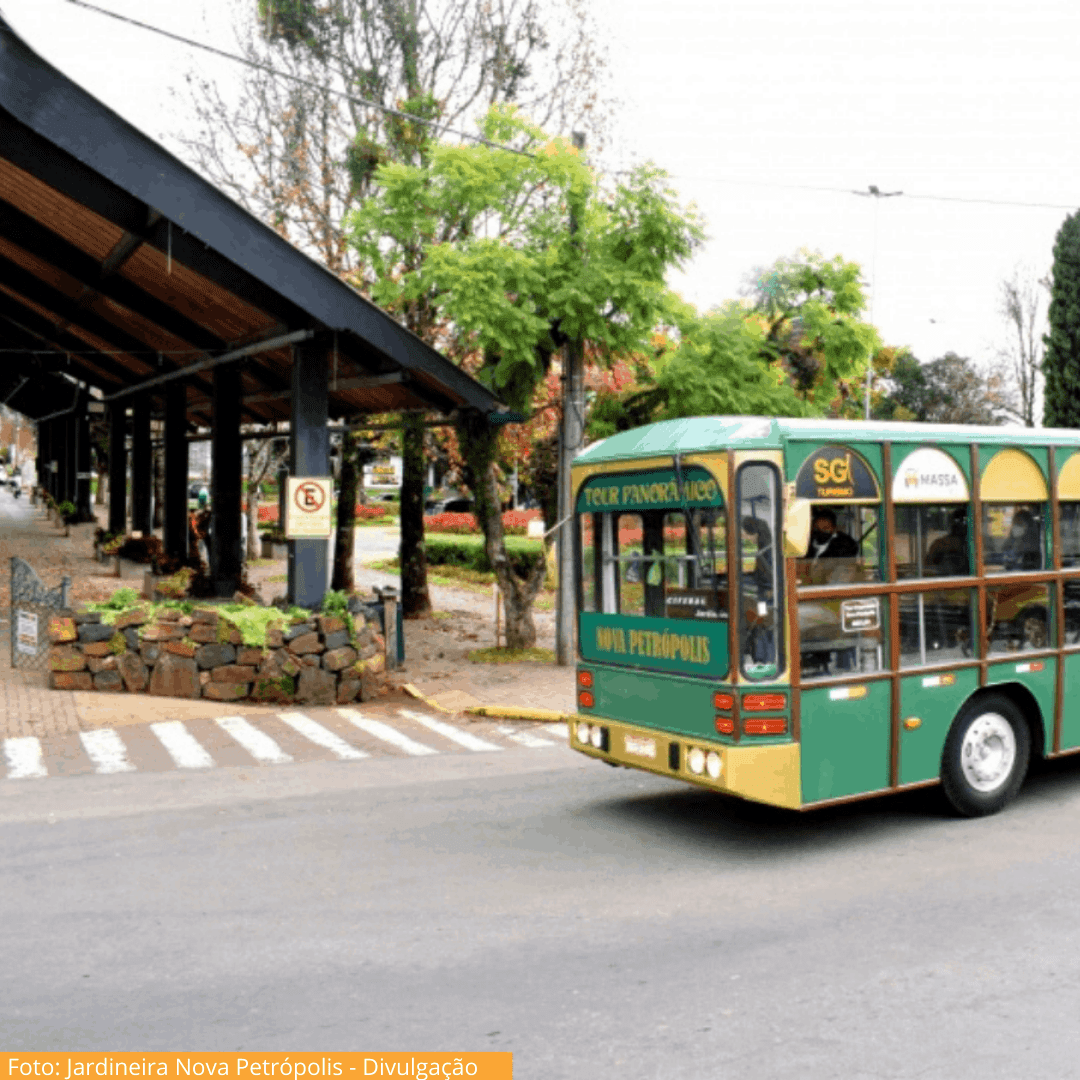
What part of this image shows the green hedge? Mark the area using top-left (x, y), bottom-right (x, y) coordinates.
top-left (426, 535), bottom-right (544, 575)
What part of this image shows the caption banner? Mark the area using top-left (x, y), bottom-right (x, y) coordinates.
top-left (5, 1056), bottom-right (511, 1080)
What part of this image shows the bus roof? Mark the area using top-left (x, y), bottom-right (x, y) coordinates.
top-left (574, 416), bottom-right (1080, 465)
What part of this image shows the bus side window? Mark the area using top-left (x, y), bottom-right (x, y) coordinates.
top-left (896, 505), bottom-right (970, 579)
top-left (982, 503), bottom-right (1045, 573)
top-left (797, 505), bottom-right (881, 585)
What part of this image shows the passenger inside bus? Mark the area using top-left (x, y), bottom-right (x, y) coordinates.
top-left (799, 507), bottom-right (863, 584)
top-left (1002, 508), bottom-right (1042, 571)
top-left (925, 508), bottom-right (970, 576)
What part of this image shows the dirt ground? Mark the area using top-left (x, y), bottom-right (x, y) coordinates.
top-left (0, 505), bottom-right (575, 716)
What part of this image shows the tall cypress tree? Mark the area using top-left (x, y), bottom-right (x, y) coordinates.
top-left (1043, 211), bottom-right (1080, 426)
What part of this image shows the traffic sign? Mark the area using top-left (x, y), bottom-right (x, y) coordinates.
top-left (285, 476), bottom-right (332, 539)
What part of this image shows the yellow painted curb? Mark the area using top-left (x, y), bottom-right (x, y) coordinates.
top-left (402, 683), bottom-right (454, 713)
top-left (465, 705), bottom-right (573, 722)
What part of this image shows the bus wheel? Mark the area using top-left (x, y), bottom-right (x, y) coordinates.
top-left (941, 694), bottom-right (1030, 817)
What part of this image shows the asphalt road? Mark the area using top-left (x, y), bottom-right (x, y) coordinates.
top-left (5, 747), bottom-right (1080, 1077)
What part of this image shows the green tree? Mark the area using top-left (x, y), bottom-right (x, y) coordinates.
top-left (1044, 211), bottom-right (1080, 427)
top-left (181, 0), bottom-right (610, 616)
top-left (348, 107), bottom-right (703, 646)
top-left (747, 249), bottom-right (881, 409)
top-left (876, 351), bottom-right (1004, 425)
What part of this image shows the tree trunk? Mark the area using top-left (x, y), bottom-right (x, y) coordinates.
top-left (331, 429), bottom-right (359, 593)
top-left (95, 468), bottom-right (107, 507)
top-left (246, 484), bottom-right (261, 561)
top-left (400, 411), bottom-right (431, 618)
top-left (458, 411), bottom-right (547, 649)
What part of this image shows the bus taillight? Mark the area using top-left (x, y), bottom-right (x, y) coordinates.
top-left (714, 715), bottom-right (735, 735)
top-left (713, 691), bottom-right (734, 710)
top-left (578, 690), bottom-right (595, 708)
top-left (743, 717), bottom-right (787, 736)
top-left (743, 693), bottom-right (787, 711)
top-left (577, 670), bottom-right (594, 688)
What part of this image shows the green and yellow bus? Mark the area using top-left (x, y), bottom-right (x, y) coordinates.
top-left (569, 416), bottom-right (1080, 816)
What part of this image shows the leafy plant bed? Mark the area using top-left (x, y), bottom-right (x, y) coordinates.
top-left (47, 587), bottom-right (392, 705)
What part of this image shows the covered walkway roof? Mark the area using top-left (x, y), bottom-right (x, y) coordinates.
top-left (0, 14), bottom-right (504, 425)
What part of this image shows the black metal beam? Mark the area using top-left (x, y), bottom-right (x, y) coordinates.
top-left (163, 381), bottom-right (188, 561)
top-left (108, 403), bottom-right (126, 534)
top-left (210, 366), bottom-right (243, 597)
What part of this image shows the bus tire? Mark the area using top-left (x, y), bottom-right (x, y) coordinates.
top-left (941, 694), bottom-right (1030, 817)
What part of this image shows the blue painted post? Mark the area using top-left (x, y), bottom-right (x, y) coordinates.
top-left (288, 336), bottom-right (329, 609)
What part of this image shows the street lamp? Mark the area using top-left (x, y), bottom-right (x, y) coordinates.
top-left (853, 185), bottom-right (903, 419)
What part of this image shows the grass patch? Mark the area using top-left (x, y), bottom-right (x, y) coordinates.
top-left (363, 556), bottom-right (555, 600)
top-left (468, 646), bottom-right (556, 664)
top-left (267, 573), bottom-right (287, 583)
top-left (247, 558), bottom-right (275, 567)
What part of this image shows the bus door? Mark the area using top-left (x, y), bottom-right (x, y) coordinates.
top-left (788, 445), bottom-right (891, 803)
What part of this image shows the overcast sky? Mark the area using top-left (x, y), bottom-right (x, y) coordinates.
top-left (2, 0), bottom-right (1076, 389)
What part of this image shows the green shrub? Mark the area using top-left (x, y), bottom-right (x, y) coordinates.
top-left (425, 535), bottom-right (544, 576)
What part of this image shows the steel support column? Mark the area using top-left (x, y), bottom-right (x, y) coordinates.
top-left (210, 365), bottom-right (242, 597)
top-left (288, 336), bottom-right (329, 609)
top-left (60, 415), bottom-right (69, 503)
top-left (74, 402), bottom-right (91, 521)
top-left (131, 396), bottom-right (152, 535)
top-left (108, 404), bottom-right (126, 534)
top-left (164, 382), bottom-right (188, 561)
top-left (64, 408), bottom-right (78, 507)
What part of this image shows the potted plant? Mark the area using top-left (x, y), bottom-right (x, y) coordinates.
top-left (260, 526), bottom-right (288, 559)
top-left (57, 500), bottom-right (78, 536)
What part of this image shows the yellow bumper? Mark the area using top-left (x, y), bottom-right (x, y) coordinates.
top-left (569, 716), bottom-right (802, 810)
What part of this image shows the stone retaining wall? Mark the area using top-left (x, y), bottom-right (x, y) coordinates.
top-left (47, 607), bottom-right (388, 705)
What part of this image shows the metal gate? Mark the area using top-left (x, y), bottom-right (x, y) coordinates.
top-left (10, 556), bottom-right (71, 679)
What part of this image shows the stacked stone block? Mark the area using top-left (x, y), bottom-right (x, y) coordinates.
top-left (48, 607), bottom-right (388, 704)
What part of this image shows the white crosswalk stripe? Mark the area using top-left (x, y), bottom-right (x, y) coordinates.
top-left (3, 736), bottom-right (47, 779)
top-left (79, 728), bottom-right (136, 774)
top-left (277, 711), bottom-right (368, 760)
top-left (496, 724), bottom-right (558, 749)
top-left (151, 720), bottom-right (215, 769)
top-left (399, 708), bottom-right (503, 752)
top-left (337, 708), bottom-right (439, 756)
top-left (2, 708), bottom-right (558, 783)
top-left (215, 715), bottom-right (293, 764)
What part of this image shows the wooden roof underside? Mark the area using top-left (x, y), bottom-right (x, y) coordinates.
top-left (0, 17), bottom-right (503, 426)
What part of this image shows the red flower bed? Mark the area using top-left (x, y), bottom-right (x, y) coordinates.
top-left (258, 505), bottom-right (279, 523)
top-left (425, 512), bottom-right (478, 534)
top-left (425, 509), bottom-right (542, 536)
top-left (355, 505), bottom-right (388, 520)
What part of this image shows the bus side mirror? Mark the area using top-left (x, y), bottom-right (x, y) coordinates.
top-left (784, 498), bottom-right (811, 557)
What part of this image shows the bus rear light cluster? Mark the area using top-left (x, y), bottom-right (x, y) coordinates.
top-left (743, 693), bottom-right (787, 712)
top-left (743, 717), bottom-right (787, 736)
top-left (687, 746), bottom-right (723, 780)
top-left (578, 690), bottom-right (595, 708)
top-left (576, 721), bottom-right (609, 751)
top-left (713, 692), bottom-right (735, 711)
top-left (714, 715), bottom-right (735, 735)
top-left (577, 670), bottom-right (594, 688)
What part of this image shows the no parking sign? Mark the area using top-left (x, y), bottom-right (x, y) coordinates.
top-left (285, 476), bottom-right (332, 539)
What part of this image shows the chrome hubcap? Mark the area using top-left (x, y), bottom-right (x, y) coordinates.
top-left (960, 713), bottom-right (1016, 793)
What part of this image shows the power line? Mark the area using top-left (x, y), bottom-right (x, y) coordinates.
top-left (61, 0), bottom-right (537, 159)
top-left (56, 1), bottom-right (1080, 214)
top-left (662, 172), bottom-right (1078, 212)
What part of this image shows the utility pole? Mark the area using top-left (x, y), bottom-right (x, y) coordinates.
top-left (854, 185), bottom-right (902, 419)
top-left (556, 131), bottom-right (586, 667)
